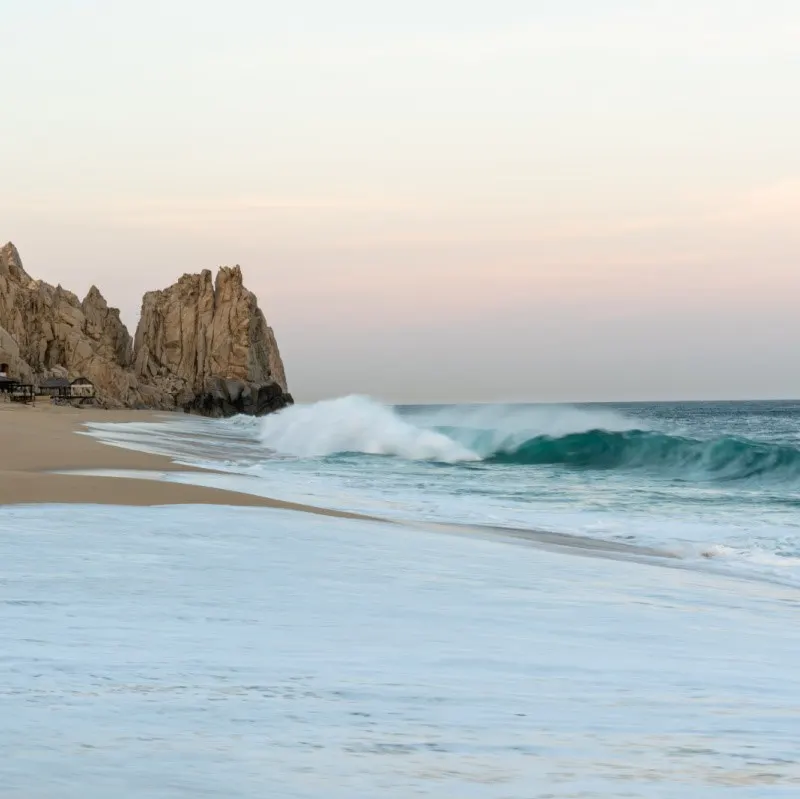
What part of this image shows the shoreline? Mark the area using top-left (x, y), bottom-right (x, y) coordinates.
top-left (0, 402), bottom-right (679, 563)
top-left (0, 403), bottom-right (377, 520)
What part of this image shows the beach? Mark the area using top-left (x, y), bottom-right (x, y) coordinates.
top-left (0, 402), bottom-right (370, 519)
top-left (0, 400), bottom-right (676, 561)
top-left (2, 398), bottom-right (800, 797)
top-left (4, 2), bottom-right (796, 792)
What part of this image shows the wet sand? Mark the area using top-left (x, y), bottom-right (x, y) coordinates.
top-left (0, 403), bottom-right (373, 519)
top-left (0, 401), bottom-right (677, 561)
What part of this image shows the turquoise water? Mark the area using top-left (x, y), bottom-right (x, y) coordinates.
top-left (3, 398), bottom-right (800, 796)
top-left (88, 398), bottom-right (800, 583)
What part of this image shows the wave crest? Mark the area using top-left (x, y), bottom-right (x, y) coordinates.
top-left (488, 429), bottom-right (800, 482)
top-left (257, 396), bottom-right (800, 483)
top-left (258, 396), bottom-right (478, 462)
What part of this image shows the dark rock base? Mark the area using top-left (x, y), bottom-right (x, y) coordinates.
top-left (184, 378), bottom-right (293, 418)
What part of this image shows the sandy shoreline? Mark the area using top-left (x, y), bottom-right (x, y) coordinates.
top-left (0, 402), bottom-right (678, 562)
top-left (0, 403), bottom-right (373, 519)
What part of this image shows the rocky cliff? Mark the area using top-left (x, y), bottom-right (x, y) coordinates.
top-left (0, 242), bottom-right (292, 416)
top-left (0, 243), bottom-right (141, 406)
top-left (133, 264), bottom-right (290, 415)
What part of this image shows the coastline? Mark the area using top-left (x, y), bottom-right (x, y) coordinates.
top-left (0, 403), bottom-right (375, 520)
top-left (0, 401), bottom-right (681, 563)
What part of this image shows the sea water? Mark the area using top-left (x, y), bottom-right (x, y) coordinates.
top-left (86, 398), bottom-right (800, 585)
top-left (3, 505), bottom-right (800, 797)
top-left (2, 398), bottom-right (800, 796)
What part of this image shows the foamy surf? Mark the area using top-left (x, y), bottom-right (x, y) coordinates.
top-left (84, 397), bottom-right (800, 589)
top-left (5, 504), bottom-right (800, 797)
top-left (254, 396), bottom-right (800, 484)
top-left (257, 396), bottom-right (479, 462)
top-left (256, 394), bottom-right (637, 462)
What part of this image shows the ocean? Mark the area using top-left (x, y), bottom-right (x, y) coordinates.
top-left (3, 398), bottom-right (800, 797)
top-left (87, 397), bottom-right (800, 586)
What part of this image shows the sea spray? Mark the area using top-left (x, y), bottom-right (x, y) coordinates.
top-left (256, 396), bottom-right (636, 462)
top-left (257, 395), bottom-right (478, 461)
top-left (85, 398), bottom-right (800, 584)
top-left (255, 396), bottom-right (800, 484)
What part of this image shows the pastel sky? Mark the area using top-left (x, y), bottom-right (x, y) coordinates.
top-left (3, 0), bottom-right (799, 402)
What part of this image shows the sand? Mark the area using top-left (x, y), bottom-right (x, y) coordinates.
top-left (0, 401), bottom-right (372, 518)
top-left (0, 401), bottom-right (677, 562)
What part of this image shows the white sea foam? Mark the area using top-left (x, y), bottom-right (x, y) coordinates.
top-left (257, 395), bottom-right (479, 461)
top-left (82, 398), bottom-right (800, 588)
top-left (2, 504), bottom-right (800, 797)
top-left (256, 395), bottom-right (635, 461)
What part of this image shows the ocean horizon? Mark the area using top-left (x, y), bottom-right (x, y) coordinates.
top-left (6, 0), bottom-right (799, 794)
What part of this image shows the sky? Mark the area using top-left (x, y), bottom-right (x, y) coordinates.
top-left (2, 0), bottom-right (799, 402)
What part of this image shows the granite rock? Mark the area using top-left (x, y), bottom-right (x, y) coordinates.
top-left (0, 242), bottom-right (292, 416)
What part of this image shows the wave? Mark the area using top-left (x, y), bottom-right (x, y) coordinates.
top-left (256, 396), bottom-right (634, 463)
top-left (257, 396), bottom-right (478, 462)
top-left (255, 396), bottom-right (800, 484)
top-left (486, 428), bottom-right (800, 482)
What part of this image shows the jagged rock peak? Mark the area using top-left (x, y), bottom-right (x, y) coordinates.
top-left (133, 264), bottom-right (290, 414)
top-left (83, 285), bottom-right (106, 305)
top-left (0, 244), bottom-right (291, 416)
top-left (82, 284), bottom-right (133, 368)
top-left (215, 264), bottom-right (243, 289)
top-left (0, 242), bottom-right (31, 282)
top-left (0, 242), bottom-right (139, 405)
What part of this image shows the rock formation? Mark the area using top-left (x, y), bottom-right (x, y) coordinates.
top-left (0, 322), bottom-right (32, 383)
top-left (0, 243), bottom-right (141, 406)
top-left (82, 285), bottom-right (133, 368)
top-left (0, 242), bottom-right (292, 416)
top-left (133, 264), bottom-right (290, 416)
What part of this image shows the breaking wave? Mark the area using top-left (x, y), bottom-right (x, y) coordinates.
top-left (486, 429), bottom-right (800, 483)
top-left (257, 395), bottom-right (479, 462)
top-left (257, 396), bottom-right (800, 484)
